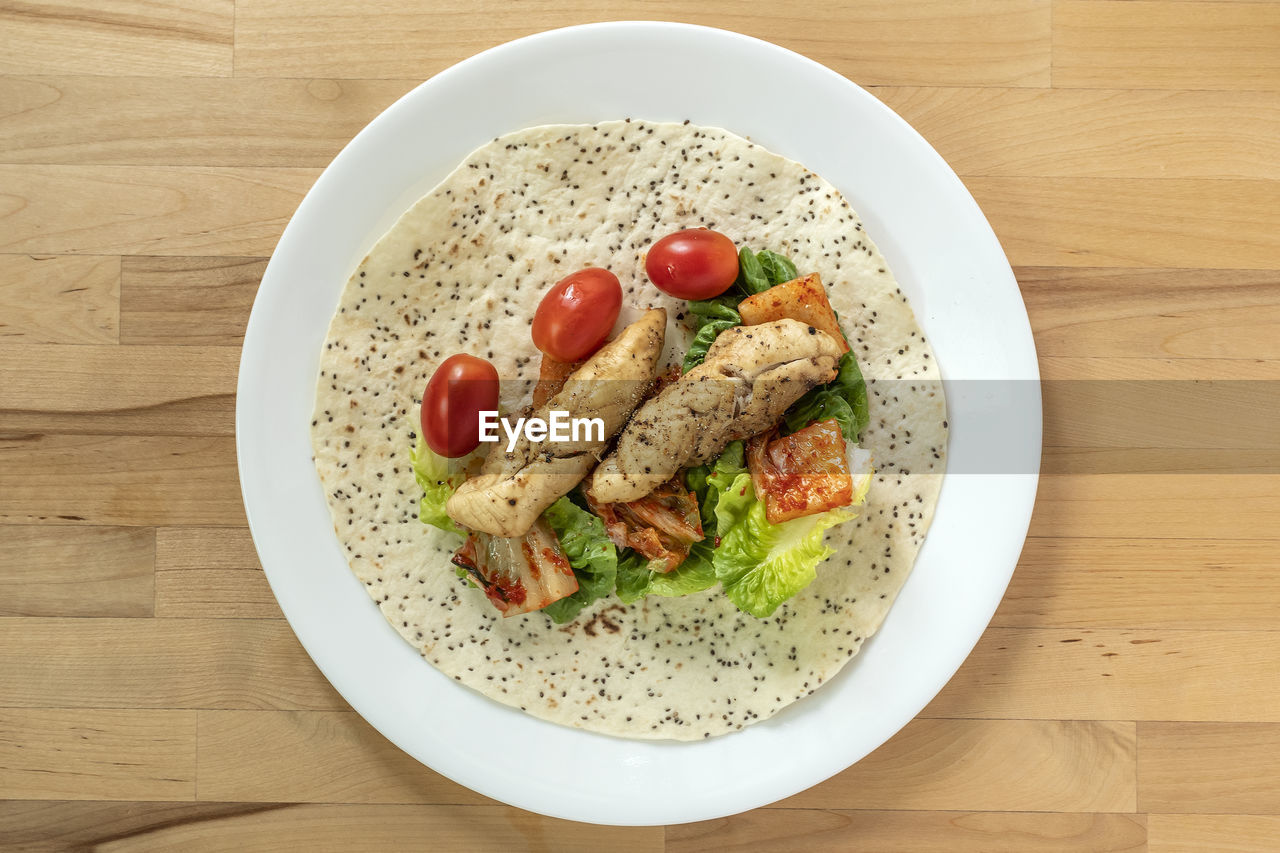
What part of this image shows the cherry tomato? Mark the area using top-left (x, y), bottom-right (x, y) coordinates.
top-left (645, 228), bottom-right (739, 300)
top-left (531, 268), bottom-right (622, 362)
top-left (421, 353), bottom-right (500, 458)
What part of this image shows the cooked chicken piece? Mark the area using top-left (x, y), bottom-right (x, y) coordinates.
top-left (446, 308), bottom-right (666, 537)
top-left (591, 319), bottom-right (842, 503)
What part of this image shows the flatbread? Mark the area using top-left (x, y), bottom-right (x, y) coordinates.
top-left (311, 120), bottom-right (947, 740)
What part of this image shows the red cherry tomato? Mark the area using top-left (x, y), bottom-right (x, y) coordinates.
top-left (421, 353), bottom-right (500, 458)
top-left (531, 268), bottom-right (623, 362)
top-left (645, 228), bottom-right (739, 300)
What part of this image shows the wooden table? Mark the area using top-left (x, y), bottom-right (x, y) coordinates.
top-left (2, 1), bottom-right (1278, 850)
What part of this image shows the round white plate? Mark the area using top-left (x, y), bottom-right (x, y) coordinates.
top-left (237, 21), bottom-right (1041, 826)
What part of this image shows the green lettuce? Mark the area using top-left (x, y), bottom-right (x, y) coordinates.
top-left (540, 496), bottom-right (619, 623)
top-left (713, 496), bottom-right (857, 618)
top-left (711, 472), bottom-right (755, 539)
top-left (783, 350), bottom-right (870, 441)
top-left (647, 540), bottom-right (718, 596)
top-left (733, 246), bottom-right (800, 296)
top-left (684, 292), bottom-right (742, 373)
top-left (755, 250), bottom-right (798, 287)
top-left (735, 247), bottom-right (770, 294)
top-left (614, 552), bottom-right (651, 604)
top-left (409, 434), bottom-right (466, 536)
top-left (685, 440), bottom-right (747, 534)
top-left (682, 315), bottom-right (738, 373)
top-left (687, 296), bottom-right (741, 329)
top-left (615, 539), bottom-right (718, 603)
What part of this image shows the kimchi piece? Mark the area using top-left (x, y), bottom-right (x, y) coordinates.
top-left (450, 517), bottom-right (579, 616)
top-left (747, 419), bottom-right (855, 524)
top-left (737, 273), bottom-right (850, 354)
top-left (586, 477), bottom-right (704, 573)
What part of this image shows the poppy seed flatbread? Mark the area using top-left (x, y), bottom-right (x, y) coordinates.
top-left (311, 120), bottom-right (947, 740)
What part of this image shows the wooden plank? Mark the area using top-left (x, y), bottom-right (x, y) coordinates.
top-left (154, 527), bottom-right (278, 618)
top-left (924, 627), bottom-right (1280, 723)
top-left (1037, 362), bottom-right (1280, 471)
top-left (1020, 268), bottom-right (1280, 360)
top-left (782, 719), bottom-right (1136, 812)
top-left (1148, 814), bottom-right (1280, 853)
top-left (119, 256), bottom-right (265, 346)
top-left (5, 83), bottom-right (1270, 180)
top-left (0, 618), bottom-right (343, 710)
top-left (196, 711), bottom-right (489, 804)
top-left (0, 0), bottom-right (233, 77)
top-left (0, 801), bottom-right (663, 852)
top-left (0, 709), bottom-right (195, 801)
top-left (1028, 475), bottom-right (1280, 540)
top-left (1041, 447), bottom-right (1280, 476)
top-left (0, 255), bottom-right (119, 344)
top-left (0, 525), bottom-right (154, 617)
top-left (1041, 375), bottom-right (1278, 451)
top-left (1038, 357), bottom-right (1280, 381)
top-left (0, 77), bottom-right (411, 168)
top-left (670, 811), bottom-right (1147, 853)
top-left (995, 538), bottom-right (1280, 630)
top-left (0, 801), bottom-right (268, 851)
top-left (21, 79), bottom-right (1270, 178)
top-left (0, 344), bottom-right (238, 435)
top-left (1139, 722), bottom-right (1280, 814)
top-left (969, 177), bottom-right (1280, 269)
top-left (234, 0), bottom-right (1051, 86)
top-left (1054, 0), bottom-right (1280, 91)
top-left (0, 165), bottom-right (317, 256)
top-left (872, 87), bottom-right (1280, 180)
top-left (0, 434), bottom-right (244, 526)
top-left (1036, 373), bottom-right (1280, 474)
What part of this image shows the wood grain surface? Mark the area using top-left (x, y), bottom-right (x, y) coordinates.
top-left (1, 1), bottom-right (1277, 850)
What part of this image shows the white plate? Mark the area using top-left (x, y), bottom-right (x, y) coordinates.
top-left (237, 21), bottom-right (1041, 826)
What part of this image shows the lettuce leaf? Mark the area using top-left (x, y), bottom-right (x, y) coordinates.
top-left (409, 434), bottom-right (466, 536)
top-left (683, 296), bottom-right (742, 371)
top-left (682, 316), bottom-right (738, 372)
top-left (686, 440), bottom-right (747, 534)
top-left (685, 464), bottom-right (710, 503)
top-left (713, 498), bottom-right (857, 618)
top-left (736, 247), bottom-right (770, 294)
top-left (687, 296), bottom-right (741, 329)
top-left (646, 540), bottom-right (718, 596)
top-left (614, 552), bottom-right (652, 604)
top-left (711, 472), bottom-right (755, 540)
top-left (615, 539), bottom-right (718, 603)
top-left (756, 250), bottom-right (798, 287)
top-left (784, 350), bottom-right (870, 441)
top-left (539, 496), bottom-right (619, 623)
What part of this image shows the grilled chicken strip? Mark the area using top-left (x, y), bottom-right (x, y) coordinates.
top-left (446, 308), bottom-right (666, 537)
top-left (591, 319), bottom-right (843, 503)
